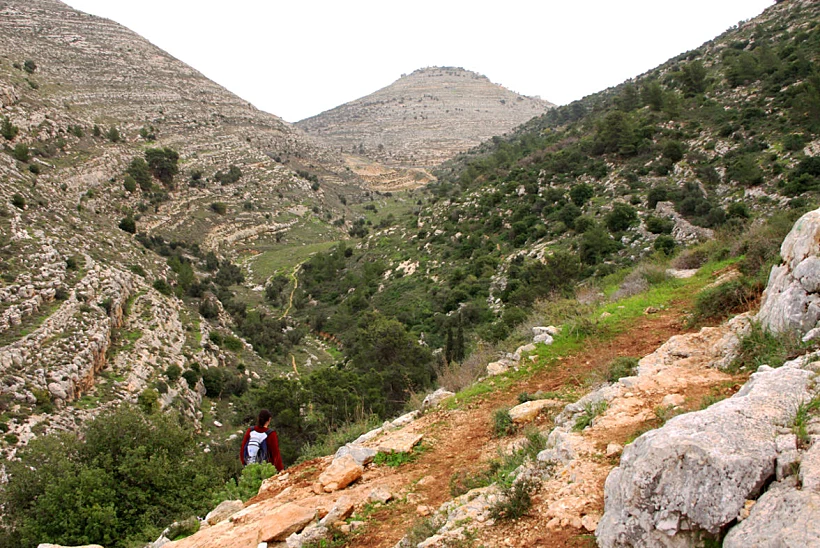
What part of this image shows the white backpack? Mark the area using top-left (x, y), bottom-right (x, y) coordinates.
top-left (245, 429), bottom-right (270, 464)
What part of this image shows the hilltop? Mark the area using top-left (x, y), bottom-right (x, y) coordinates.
top-left (297, 67), bottom-right (553, 168)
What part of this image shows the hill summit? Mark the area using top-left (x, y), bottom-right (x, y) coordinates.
top-left (296, 66), bottom-right (554, 168)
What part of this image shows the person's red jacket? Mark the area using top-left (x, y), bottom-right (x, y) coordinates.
top-left (239, 425), bottom-right (284, 472)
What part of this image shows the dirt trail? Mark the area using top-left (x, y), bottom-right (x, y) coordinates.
top-left (279, 262), bottom-right (301, 320)
top-left (223, 300), bottom-right (749, 548)
top-left (337, 304), bottom-right (730, 548)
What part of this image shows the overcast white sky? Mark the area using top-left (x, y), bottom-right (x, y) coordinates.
top-left (63, 0), bottom-right (774, 123)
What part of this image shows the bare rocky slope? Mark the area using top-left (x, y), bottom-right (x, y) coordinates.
top-left (296, 67), bottom-right (554, 168)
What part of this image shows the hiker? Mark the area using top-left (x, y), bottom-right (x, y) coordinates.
top-left (240, 409), bottom-right (284, 472)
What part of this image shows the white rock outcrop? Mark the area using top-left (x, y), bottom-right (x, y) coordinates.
top-left (758, 208), bottom-right (820, 335)
top-left (597, 363), bottom-right (816, 547)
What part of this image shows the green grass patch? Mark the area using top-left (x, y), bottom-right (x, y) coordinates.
top-left (373, 443), bottom-right (429, 467)
top-left (446, 257), bottom-right (740, 411)
top-left (492, 407), bottom-right (516, 437)
top-left (729, 322), bottom-right (815, 372)
top-left (792, 395), bottom-right (820, 448)
top-left (573, 400), bottom-right (608, 431)
top-left (449, 429), bottom-right (546, 497)
top-left (606, 357), bottom-right (639, 382)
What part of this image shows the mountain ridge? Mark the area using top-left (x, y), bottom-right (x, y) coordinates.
top-left (297, 66), bottom-right (554, 168)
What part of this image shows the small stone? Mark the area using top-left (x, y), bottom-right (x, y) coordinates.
top-left (738, 499), bottom-right (756, 521)
top-left (606, 443), bottom-right (623, 458)
top-left (660, 394), bottom-right (685, 408)
top-left (416, 505), bottom-right (432, 516)
top-left (581, 514), bottom-right (600, 532)
top-left (422, 388), bottom-right (455, 410)
top-left (644, 306), bottom-right (659, 314)
top-left (368, 486), bottom-right (393, 504)
top-left (533, 333), bottom-right (554, 345)
top-left (487, 360), bottom-right (510, 376)
top-left (508, 399), bottom-right (563, 424)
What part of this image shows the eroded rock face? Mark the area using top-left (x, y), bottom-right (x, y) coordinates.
top-left (758, 208), bottom-right (820, 335)
top-left (597, 364), bottom-right (815, 547)
top-left (723, 481), bottom-right (820, 547)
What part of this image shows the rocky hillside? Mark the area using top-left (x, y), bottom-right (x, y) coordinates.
top-left (0, 0), bottom-right (372, 461)
top-left (296, 67), bottom-right (553, 168)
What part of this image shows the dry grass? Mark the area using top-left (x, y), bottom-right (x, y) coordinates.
top-left (436, 342), bottom-right (497, 392)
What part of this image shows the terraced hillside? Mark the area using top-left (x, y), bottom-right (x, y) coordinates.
top-left (297, 66), bottom-right (554, 168)
top-left (0, 0), bottom-right (370, 461)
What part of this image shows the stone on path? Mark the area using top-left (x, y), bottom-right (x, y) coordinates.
top-left (376, 431), bottom-right (423, 454)
top-left (318, 455), bottom-right (363, 492)
top-left (507, 399), bottom-right (563, 424)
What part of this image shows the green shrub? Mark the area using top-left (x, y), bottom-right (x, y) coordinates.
top-left (28, 164), bottom-right (39, 175)
top-left (222, 335), bottom-right (243, 352)
top-left (145, 148), bottom-right (180, 187)
top-left (106, 127), bottom-right (121, 143)
top-left (662, 141), bottom-right (684, 163)
top-left (605, 203), bottom-right (638, 233)
top-left (118, 217), bottom-right (136, 234)
top-left (689, 278), bottom-right (757, 325)
top-left (137, 389), bottom-right (159, 414)
top-left (126, 157), bottom-right (152, 191)
top-left (490, 478), bottom-right (539, 521)
top-left (212, 463), bottom-right (276, 504)
top-left (210, 202), bottom-right (227, 215)
top-left (152, 279), bottom-right (173, 296)
top-left (645, 216), bottom-right (674, 234)
top-left (1, 406), bottom-right (226, 548)
top-left (201, 368), bottom-right (225, 397)
top-left (123, 175), bottom-right (137, 193)
top-left (653, 235), bottom-right (676, 255)
top-left (165, 364), bottom-right (182, 383)
top-left (181, 369), bottom-right (200, 388)
top-left (1, 116), bottom-right (18, 140)
top-left (606, 357), bottom-right (639, 382)
top-left (492, 407), bottom-right (515, 437)
top-left (12, 143), bottom-right (29, 162)
top-left (23, 59), bottom-right (36, 74)
top-left (573, 400), bottom-right (608, 431)
top-left (11, 194), bottom-right (25, 210)
top-left (729, 322), bottom-right (811, 373)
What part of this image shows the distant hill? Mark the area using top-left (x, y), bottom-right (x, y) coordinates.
top-left (296, 66), bottom-right (554, 168)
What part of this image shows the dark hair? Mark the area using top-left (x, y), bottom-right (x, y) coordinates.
top-left (256, 409), bottom-right (272, 428)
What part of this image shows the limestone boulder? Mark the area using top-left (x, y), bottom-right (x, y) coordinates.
top-left (318, 455), bottom-right (363, 492)
top-left (758, 208), bottom-right (820, 335)
top-left (421, 387), bottom-right (455, 410)
top-left (257, 503), bottom-right (316, 542)
top-left (723, 481), bottom-right (820, 547)
top-left (334, 443), bottom-right (377, 466)
top-left (376, 431), bottom-right (423, 454)
top-left (205, 499), bottom-right (244, 525)
top-left (508, 399), bottom-right (563, 424)
top-left (486, 359), bottom-right (512, 376)
top-left (800, 441), bottom-right (820, 493)
top-left (597, 364), bottom-right (815, 547)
